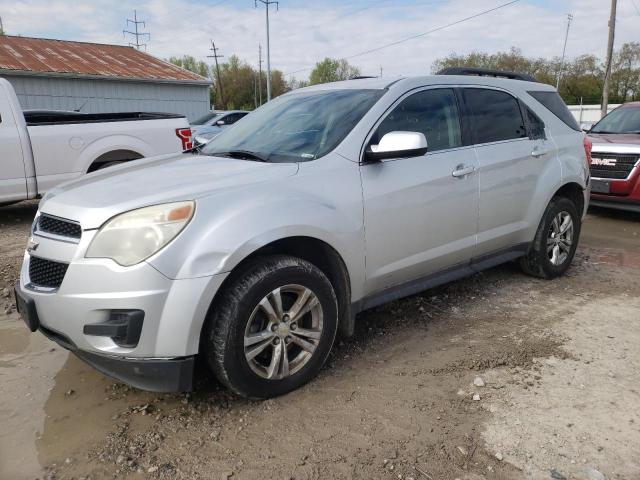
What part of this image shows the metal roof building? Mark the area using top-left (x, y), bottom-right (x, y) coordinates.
top-left (0, 36), bottom-right (211, 121)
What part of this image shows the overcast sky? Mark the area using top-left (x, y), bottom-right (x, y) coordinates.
top-left (1, 0), bottom-right (638, 79)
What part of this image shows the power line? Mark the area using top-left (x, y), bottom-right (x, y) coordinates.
top-left (123, 10), bottom-right (150, 51)
top-left (278, 0), bottom-right (438, 43)
top-left (285, 0), bottom-right (522, 76)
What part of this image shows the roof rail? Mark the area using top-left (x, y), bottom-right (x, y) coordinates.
top-left (437, 67), bottom-right (538, 83)
top-left (349, 75), bottom-right (379, 80)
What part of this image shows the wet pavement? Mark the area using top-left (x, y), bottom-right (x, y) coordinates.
top-left (0, 201), bottom-right (639, 479)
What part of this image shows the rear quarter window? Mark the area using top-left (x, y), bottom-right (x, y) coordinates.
top-left (527, 91), bottom-right (580, 131)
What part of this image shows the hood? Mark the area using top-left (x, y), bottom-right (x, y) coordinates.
top-left (41, 153), bottom-right (298, 229)
top-left (589, 132), bottom-right (640, 147)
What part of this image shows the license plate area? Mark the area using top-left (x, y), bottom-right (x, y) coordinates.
top-left (591, 179), bottom-right (611, 194)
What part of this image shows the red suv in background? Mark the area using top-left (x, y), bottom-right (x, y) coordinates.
top-left (587, 102), bottom-right (640, 213)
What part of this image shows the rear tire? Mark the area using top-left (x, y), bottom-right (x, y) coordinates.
top-left (203, 255), bottom-right (338, 399)
top-left (520, 196), bottom-right (581, 279)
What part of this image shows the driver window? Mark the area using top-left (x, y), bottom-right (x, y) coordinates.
top-left (371, 88), bottom-right (462, 153)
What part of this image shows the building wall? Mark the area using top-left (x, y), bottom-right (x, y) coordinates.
top-left (2, 74), bottom-right (211, 121)
top-left (568, 104), bottom-right (621, 125)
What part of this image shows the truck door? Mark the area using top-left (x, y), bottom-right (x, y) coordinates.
top-left (0, 92), bottom-right (28, 203)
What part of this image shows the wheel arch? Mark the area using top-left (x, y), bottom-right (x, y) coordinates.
top-left (553, 181), bottom-right (586, 217)
top-left (204, 236), bottom-right (355, 341)
top-left (87, 149), bottom-right (144, 172)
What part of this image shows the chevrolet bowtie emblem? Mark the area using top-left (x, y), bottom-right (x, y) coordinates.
top-left (26, 238), bottom-right (39, 253)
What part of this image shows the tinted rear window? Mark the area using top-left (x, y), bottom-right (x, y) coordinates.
top-left (527, 91), bottom-right (579, 131)
top-left (463, 88), bottom-right (527, 144)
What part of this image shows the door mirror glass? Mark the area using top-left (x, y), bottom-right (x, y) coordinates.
top-left (365, 131), bottom-right (428, 162)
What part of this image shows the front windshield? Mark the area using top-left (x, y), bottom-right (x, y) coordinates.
top-left (192, 112), bottom-right (221, 125)
top-left (201, 89), bottom-right (385, 162)
top-left (591, 106), bottom-right (640, 134)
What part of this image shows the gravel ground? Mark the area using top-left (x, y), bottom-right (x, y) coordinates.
top-left (1, 201), bottom-right (639, 480)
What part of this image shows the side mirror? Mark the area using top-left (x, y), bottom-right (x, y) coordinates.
top-left (364, 131), bottom-right (428, 162)
top-left (581, 122), bottom-right (593, 132)
top-left (216, 120), bottom-right (226, 126)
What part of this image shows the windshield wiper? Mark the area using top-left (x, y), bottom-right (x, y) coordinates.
top-left (211, 150), bottom-right (269, 162)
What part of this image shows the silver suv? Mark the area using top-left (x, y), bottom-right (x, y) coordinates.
top-left (15, 71), bottom-right (591, 398)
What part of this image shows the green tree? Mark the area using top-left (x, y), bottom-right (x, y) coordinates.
top-left (309, 58), bottom-right (361, 85)
top-left (431, 47), bottom-right (554, 81)
top-left (610, 42), bottom-right (640, 103)
top-left (168, 55), bottom-right (211, 79)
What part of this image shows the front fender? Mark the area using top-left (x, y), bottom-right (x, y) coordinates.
top-left (148, 184), bottom-right (366, 300)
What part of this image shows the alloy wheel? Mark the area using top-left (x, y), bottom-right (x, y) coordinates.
top-left (547, 211), bottom-right (574, 266)
top-left (244, 284), bottom-right (324, 380)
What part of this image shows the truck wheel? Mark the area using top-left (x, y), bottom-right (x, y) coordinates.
top-left (520, 196), bottom-right (581, 279)
top-left (203, 255), bottom-right (338, 399)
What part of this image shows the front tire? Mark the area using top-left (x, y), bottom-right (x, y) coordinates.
top-left (520, 196), bottom-right (581, 279)
top-left (203, 255), bottom-right (338, 399)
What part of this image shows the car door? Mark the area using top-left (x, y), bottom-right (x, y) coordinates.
top-left (461, 87), bottom-right (554, 257)
top-left (0, 108), bottom-right (28, 203)
top-left (360, 87), bottom-right (479, 294)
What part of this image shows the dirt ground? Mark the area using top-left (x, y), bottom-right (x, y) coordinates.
top-left (1, 201), bottom-right (639, 480)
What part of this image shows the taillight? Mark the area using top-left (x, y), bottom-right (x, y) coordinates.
top-left (583, 136), bottom-right (593, 167)
top-left (176, 128), bottom-right (193, 150)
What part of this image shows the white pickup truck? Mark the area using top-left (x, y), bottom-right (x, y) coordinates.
top-left (1, 78), bottom-right (193, 204)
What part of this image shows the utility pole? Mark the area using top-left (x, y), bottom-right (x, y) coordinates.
top-left (0, 17), bottom-right (5, 35)
top-left (602, 0), bottom-right (617, 118)
top-left (255, 0), bottom-right (278, 101)
top-left (208, 40), bottom-right (226, 110)
top-left (556, 13), bottom-right (573, 90)
top-left (258, 44), bottom-right (263, 106)
top-left (380, 66), bottom-right (383, 78)
top-left (123, 10), bottom-right (150, 50)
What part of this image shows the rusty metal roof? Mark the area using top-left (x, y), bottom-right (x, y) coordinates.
top-left (0, 35), bottom-right (209, 84)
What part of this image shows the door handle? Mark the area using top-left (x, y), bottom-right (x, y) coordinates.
top-left (532, 147), bottom-right (548, 158)
top-left (452, 165), bottom-right (475, 178)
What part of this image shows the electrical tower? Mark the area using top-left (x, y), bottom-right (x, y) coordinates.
top-left (123, 10), bottom-right (150, 50)
top-left (208, 40), bottom-right (226, 110)
top-left (255, 0), bottom-right (278, 101)
top-left (556, 13), bottom-right (573, 90)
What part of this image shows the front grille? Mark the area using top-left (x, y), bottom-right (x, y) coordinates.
top-left (28, 256), bottom-right (69, 289)
top-left (37, 214), bottom-right (82, 240)
top-left (590, 153), bottom-right (638, 180)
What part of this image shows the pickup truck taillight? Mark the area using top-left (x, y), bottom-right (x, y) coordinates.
top-left (176, 128), bottom-right (193, 150)
top-left (583, 136), bottom-right (593, 167)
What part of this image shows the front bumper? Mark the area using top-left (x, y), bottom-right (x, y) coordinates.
top-left (15, 286), bottom-right (194, 392)
top-left (16, 227), bottom-right (229, 391)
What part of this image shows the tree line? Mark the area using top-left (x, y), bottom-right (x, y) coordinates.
top-left (170, 42), bottom-right (640, 110)
top-left (168, 55), bottom-right (360, 110)
top-left (432, 44), bottom-right (640, 105)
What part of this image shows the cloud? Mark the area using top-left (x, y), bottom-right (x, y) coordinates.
top-left (0, 0), bottom-right (637, 80)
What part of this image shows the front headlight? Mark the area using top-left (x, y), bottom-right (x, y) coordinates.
top-left (86, 201), bottom-right (195, 266)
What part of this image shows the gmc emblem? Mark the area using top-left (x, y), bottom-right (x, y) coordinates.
top-left (591, 157), bottom-right (617, 167)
